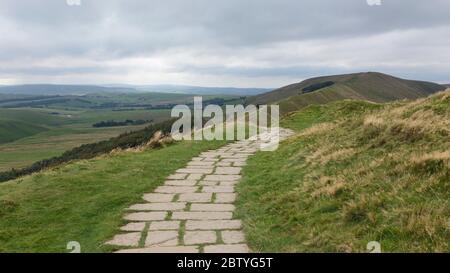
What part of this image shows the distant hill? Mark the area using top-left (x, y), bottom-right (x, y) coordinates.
top-left (105, 84), bottom-right (270, 96)
top-left (0, 84), bottom-right (269, 96)
top-left (0, 84), bottom-right (138, 95)
top-left (248, 72), bottom-right (446, 114)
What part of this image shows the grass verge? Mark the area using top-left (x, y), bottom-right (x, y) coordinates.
top-left (0, 140), bottom-right (226, 253)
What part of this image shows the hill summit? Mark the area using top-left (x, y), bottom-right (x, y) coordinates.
top-left (249, 72), bottom-right (445, 114)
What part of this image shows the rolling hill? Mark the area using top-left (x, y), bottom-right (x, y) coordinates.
top-left (1, 89), bottom-right (449, 252)
top-left (0, 84), bottom-right (269, 96)
top-left (0, 84), bottom-right (137, 95)
top-left (104, 84), bottom-right (270, 96)
top-left (249, 72), bottom-right (446, 114)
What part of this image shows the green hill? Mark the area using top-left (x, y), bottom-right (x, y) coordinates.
top-left (0, 88), bottom-right (448, 252)
top-left (249, 72), bottom-right (445, 114)
top-left (0, 108), bottom-right (68, 144)
top-left (237, 89), bottom-right (450, 252)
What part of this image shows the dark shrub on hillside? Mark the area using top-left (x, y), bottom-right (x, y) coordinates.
top-left (302, 81), bottom-right (335, 93)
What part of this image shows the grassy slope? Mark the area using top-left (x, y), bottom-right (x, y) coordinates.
top-left (0, 140), bottom-right (226, 253)
top-left (249, 72), bottom-right (445, 114)
top-left (237, 90), bottom-right (450, 252)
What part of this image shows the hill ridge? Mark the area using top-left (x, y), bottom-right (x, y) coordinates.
top-left (249, 72), bottom-right (445, 114)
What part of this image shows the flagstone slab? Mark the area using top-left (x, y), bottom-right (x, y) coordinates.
top-left (233, 162), bottom-right (247, 167)
top-left (128, 202), bottom-right (186, 211)
top-left (191, 203), bottom-right (235, 212)
top-left (185, 220), bottom-right (242, 230)
top-left (165, 180), bottom-right (198, 186)
top-left (177, 193), bottom-right (213, 203)
top-left (200, 158), bottom-right (221, 162)
top-left (186, 174), bottom-right (203, 180)
top-left (171, 211), bottom-right (233, 220)
top-left (215, 167), bottom-right (242, 175)
top-left (167, 173), bottom-right (188, 180)
top-left (184, 165), bottom-right (216, 170)
top-left (221, 158), bottom-right (247, 163)
top-left (149, 221), bottom-right (181, 231)
top-left (143, 193), bottom-right (175, 202)
top-left (219, 181), bottom-right (238, 186)
top-left (203, 175), bottom-right (241, 181)
top-left (221, 230), bottom-right (246, 244)
top-left (188, 161), bottom-right (216, 166)
top-left (198, 181), bottom-right (219, 186)
top-left (105, 232), bottom-right (141, 247)
top-left (184, 231), bottom-right (217, 245)
top-left (215, 193), bottom-right (237, 203)
top-left (155, 186), bottom-right (198, 194)
top-left (176, 168), bottom-right (214, 174)
top-left (124, 212), bottom-right (167, 221)
top-left (216, 162), bottom-right (233, 167)
top-left (202, 186), bottom-right (235, 193)
top-left (120, 222), bottom-right (146, 232)
top-left (145, 231), bottom-right (179, 247)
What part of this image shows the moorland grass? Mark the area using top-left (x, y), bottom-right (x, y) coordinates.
top-left (236, 91), bottom-right (450, 252)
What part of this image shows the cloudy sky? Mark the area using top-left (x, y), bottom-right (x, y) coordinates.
top-left (0, 0), bottom-right (449, 88)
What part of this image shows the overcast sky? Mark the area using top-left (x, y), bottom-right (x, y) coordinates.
top-left (0, 0), bottom-right (449, 88)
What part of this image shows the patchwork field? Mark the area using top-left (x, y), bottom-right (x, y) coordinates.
top-left (0, 107), bottom-right (171, 171)
top-left (0, 92), bottom-right (240, 172)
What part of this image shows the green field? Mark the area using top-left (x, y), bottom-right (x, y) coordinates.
top-left (0, 92), bottom-right (239, 171)
top-left (0, 107), bottom-right (171, 171)
top-left (236, 90), bottom-right (450, 252)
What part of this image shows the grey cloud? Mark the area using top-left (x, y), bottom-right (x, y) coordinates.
top-left (0, 0), bottom-right (449, 86)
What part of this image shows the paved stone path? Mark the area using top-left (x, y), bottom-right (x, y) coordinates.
top-left (106, 128), bottom-right (294, 253)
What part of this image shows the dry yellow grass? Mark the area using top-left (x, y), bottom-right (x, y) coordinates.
top-left (238, 89), bottom-right (450, 252)
top-left (312, 178), bottom-right (346, 198)
top-left (299, 122), bottom-right (337, 137)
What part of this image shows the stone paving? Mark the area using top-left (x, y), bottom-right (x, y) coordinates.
top-left (106, 128), bottom-right (294, 253)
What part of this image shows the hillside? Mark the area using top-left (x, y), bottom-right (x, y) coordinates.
top-left (237, 89), bottom-right (450, 252)
top-left (249, 72), bottom-right (445, 114)
top-left (0, 89), bottom-right (449, 252)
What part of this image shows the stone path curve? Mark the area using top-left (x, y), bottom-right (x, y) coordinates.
top-left (106, 128), bottom-right (294, 253)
